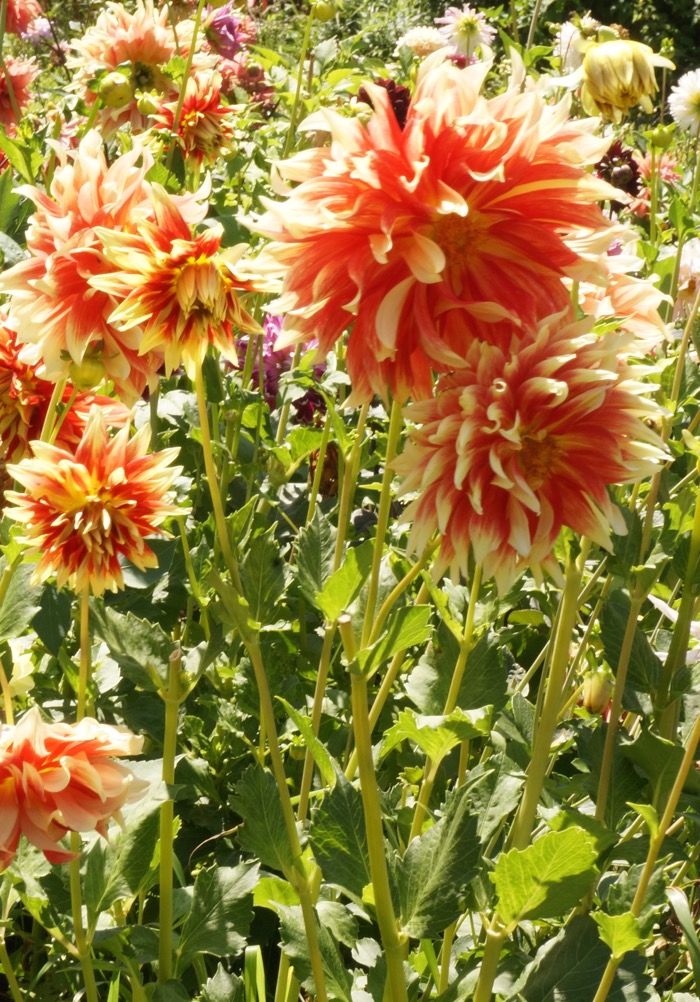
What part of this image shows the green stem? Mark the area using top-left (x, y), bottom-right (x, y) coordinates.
top-left (341, 619), bottom-right (408, 1002)
top-left (595, 589), bottom-right (645, 823)
top-left (245, 636), bottom-right (329, 1002)
top-left (655, 484), bottom-right (700, 738)
top-left (649, 146), bottom-right (658, 248)
top-left (0, 651), bottom-right (13, 724)
top-left (283, 8), bottom-right (315, 159)
top-left (39, 378), bottom-right (68, 444)
top-left (69, 832), bottom-right (99, 1002)
top-left (298, 626), bottom-right (335, 823)
top-left (306, 409), bottom-right (333, 527)
top-left (0, 936), bottom-right (23, 1002)
top-left (524, 0), bottom-right (543, 52)
top-left (194, 365), bottom-right (241, 588)
top-left (275, 344), bottom-right (302, 447)
top-left (176, 515), bottom-right (211, 640)
top-left (368, 542), bottom-right (437, 647)
top-left (164, 0), bottom-right (207, 175)
top-left (670, 282), bottom-right (700, 410)
top-left (333, 402), bottom-right (370, 568)
top-left (77, 587), bottom-right (91, 720)
top-left (509, 545), bottom-right (588, 849)
top-left (361, 399), bottom-right (404, 650)
top-left (158, 649), bottom-right (181, 984)
top-left (591, 713), bottom-right (700, 1002)
top-left (472, 920), bottom-right (507, 1002)
top-left (408, 567), bottom-right (482, 841)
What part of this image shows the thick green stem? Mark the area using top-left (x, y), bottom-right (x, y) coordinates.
top-left (472, 921), bottom-right (507, 1002)
top-left (595, 589), bottom-right (645, 823)
top-left (510, 547), bottom-right (587, 849)
top-left (591, 713), bottom-right (700, 1002)
top-left (341, 619), bottom-right (408, 1002)
top-left (0, 936), bottom-right (23, 1002)
top-left (361, 399), bottom-right (404, 650)
top-left (69, 833), bottom-right (99, 1002)
top-left (408, 567), bottom-right (482, 841)
top-left (245, 637), bottom-right (329, 1002)
top-left (158, 649), bottom-right (181, 984)
top-left (164, 0), bottom-right (207, 174)
top-left (195, 366), bottom-right (241, 588)
top-left (77, 587), bottom-right (91, 721)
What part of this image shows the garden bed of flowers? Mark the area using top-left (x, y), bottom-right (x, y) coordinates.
top-left (0, 0), bottom-right (699, 1000)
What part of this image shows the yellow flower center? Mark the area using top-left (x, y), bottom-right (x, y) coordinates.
top-left (518, 432), bottom-right (561, 490)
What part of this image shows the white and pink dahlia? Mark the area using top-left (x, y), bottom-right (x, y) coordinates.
top-left (393, 315), bottom-right (666, 593)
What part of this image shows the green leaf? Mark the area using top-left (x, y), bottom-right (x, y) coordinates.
top-left (244, 946), bottom-right (266, 1002)
top-left (519, 914), bottom-right (657, 1002)
top-left (627, 802), bottom-right (660, 840)
top-left (297, 506), bottom-right (337, 604)
top-left (493, 828), bottom-right (598, 928)
top-left (31, 585), bottom-right (72, 655)
top-left (406, 627), bottom-right (510, 714)
top-left (356, 605), bottom-right (433, 678)
top-left (316, 539), bottom-right (374, 622)
top-left (0, 562), bottom-right (42, 641)
top-left (278, 903), bottom-right (353, 1002)
top-left (310, 774), bottom-right (371, 900)
top-left (90, 605), bottom-right (174, 689)
top-left (600, 594), bottom-right (662, 715)
top-left (253, 875), bottom-right (299, 912)
top-left (0, 169), bottom-right (20, 232)
top-left (83, 800), bottom-right (162, 931)
top-left (240, 527), bottom-right (289, 626)
top-left (666, 887), bottom-right (700, 989)
top-left (467, 755), bottom-right (525, 845)
top-left (231, 765), bottom-right (294, 878)
top-left (202, 965), bottom-right (245, 1002)
top-left (381, 707), bottom-right (491, 764)
top-left (397, 783), bottom-right (482, 938)
top-left (174, 862), bottom-right (257, 976)
top-left (593, 912), bottom-right (646, 959)
top-left (150, 982), bottom-right (191, 1002)
top-left (277, 697), bottom-right (337, 789)
top-left (620, 730), bottom-right (700, 803)
top-left (0, 131), bottom-right (33, 182)
top-left (0, 231), bottom-right (25, 267)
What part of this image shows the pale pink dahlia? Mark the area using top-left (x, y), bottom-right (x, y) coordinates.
top-left (249, 53), bottom-right (622, 403)
top-left (393, 315), bottom-right (666, 593)
top-left (0, 56), bottom-right (39, 130)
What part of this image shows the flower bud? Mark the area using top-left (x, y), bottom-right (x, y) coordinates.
top-left (68, 356), bottom-right (106, 391)
top-left (98, 71), bottom-right (133, 109)
top-left (312, 0), bottom-right (337, 21)
top-left (582, 669), bottom-right (613, 714)
top-left (580, 39), bottom-right (674, 123)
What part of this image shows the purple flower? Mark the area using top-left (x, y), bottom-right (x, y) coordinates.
top-left (204, 3), bottom-right (257, 59)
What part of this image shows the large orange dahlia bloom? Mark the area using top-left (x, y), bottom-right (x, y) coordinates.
top-left (250, 54), bottom-right (622, 403)
top-left (0, 707), bottom-right (146, 869)
top-left (93, 185), bottom-right (261, 378)
top-left (5, 408), bottom-right (182, 596)
top-left (393, 314), bottom-right (666, 593)
top-left (0, 131), bottom-right (207, 402)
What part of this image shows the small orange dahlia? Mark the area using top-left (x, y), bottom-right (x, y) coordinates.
top-left (93, 184), bottom-right (261, 378)
top-left (0, 706), bottom-right (146, 869)
top-left (152, 70), bottom-right (237, 167)
top-left (393, 314), bottom-right (666, 593)
top-left (5, 407), bottom-right (182, 597)
top-left (4, 0), bottom-right (42, 36)
top-left (0, 320), bottom-right (129, 464)
top-left (249, 53), bottom-right (623, 403)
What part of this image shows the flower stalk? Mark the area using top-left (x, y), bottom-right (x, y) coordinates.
top-left (158, 647), bottom-right (181, 984)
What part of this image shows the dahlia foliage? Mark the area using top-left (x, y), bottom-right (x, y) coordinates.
top-left (0, 2), bottom-right (698, 1001)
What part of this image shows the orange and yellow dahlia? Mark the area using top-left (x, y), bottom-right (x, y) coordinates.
top-left (152, 70), bottom-right (237, 167)
top-left (94, 184), bottom-right (261, 378)
top-left (0, 707), bottom-right (146, 869)
top-left (393, 314), bottom-right (666, 593)
top-left (249, 53), bottom-right (623, 402)
top-left (5, 407), bottom-right (182, 597)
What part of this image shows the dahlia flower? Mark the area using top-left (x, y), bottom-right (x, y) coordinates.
top-left (0, 131), bottom-right (206, 402)
top-left (395, 26), bottom-right (446, 57)
top-left (0, 707), bottom-right (146, 869)
top-left (0, 320), bottom-right (130, 464)
top-left (580, 39), bottom-right (674, 123)
top-left (0, 56), bottom-right (39, 130)
top-left (151, 70), bottom-right (237, 167)
top-left (393, 314), bottom-right (666, 594)
top-left (5, 408), bottom-right (182, 596)
top-left (249, 54), bottom-right (623, 403)
top-left (675, 237), bottom-right (700, 318)
top-left (3, 0), bottom-right (42, 36)
top-left (435, 5), bottom-right (496, 59)
top-left (204, 3), bottom-right (257, 59)
top-left (93, 185), bottom-right (260, 378)
top-left (668, 69), bottom-right (700, 135)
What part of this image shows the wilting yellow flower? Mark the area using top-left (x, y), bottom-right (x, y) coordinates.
top-left (5, 408), bottom-right (182, 596)
top-left (581, 39), bottom-right (674, 122)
